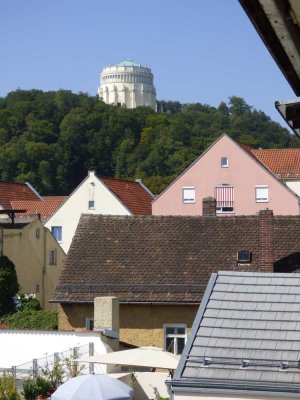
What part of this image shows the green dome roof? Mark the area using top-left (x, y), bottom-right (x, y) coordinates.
top-left (116, 59), bottom-right (140, 67)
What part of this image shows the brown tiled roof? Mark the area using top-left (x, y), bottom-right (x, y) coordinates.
top-left (53, 214), bottom-right (262, 304)
top-left (11, 196), bottom-right (67, 222)
top-left (53, 214), bottom-right (300, 304)
top-left (0, 182), bottom-right (40, 209)
top-left (252, 148), bottom-right (300, 179)
top-left (100, 177), bottom-right (153, 215)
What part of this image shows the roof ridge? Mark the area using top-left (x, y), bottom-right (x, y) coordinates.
top-left (100, 176), bottom-right (139, 184)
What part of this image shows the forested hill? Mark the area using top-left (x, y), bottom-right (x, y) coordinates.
top-left (0, 89), bottom-right (298, 195)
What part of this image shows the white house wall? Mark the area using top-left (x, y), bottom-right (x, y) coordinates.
top-left (285, 179), bottom-right (300, 197)
top-left (0, 329), bottom-right (107, 369)
top-left (45, 172), bottom-right (131, 253)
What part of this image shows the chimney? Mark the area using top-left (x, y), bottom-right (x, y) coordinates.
top-left (94, 296), bottom-right (119, 337)
top-left (202, 197), bottom-right (216, 216)
top-left (259, 209), bottom-right (274, 272)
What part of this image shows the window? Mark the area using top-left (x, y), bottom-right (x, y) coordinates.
top-left (182, 187), bottom-right (195, 203)
top-left (52, 226), bottom-right (62, 242)
top-left (221, 157), bottom-right (229, 168)
top-left (255, 185), bottom-right (269, 202)
top-left (85, 317), bottom-right (94, 331)
top-left (36, 228), bottom-right (40, 239)
top-left (88, 200), bottom-right (95, 209)
top-left (164, 324), bottom-right (187, 355)
top-left (215, 184), bottom-right (234, 213)
top-left (237, 250), bottom-right (252, 263)
top-left (49, 249), bottom-right (57, 265)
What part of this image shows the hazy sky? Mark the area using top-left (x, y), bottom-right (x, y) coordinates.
top-left (1, 0), bottom-right (296, 126)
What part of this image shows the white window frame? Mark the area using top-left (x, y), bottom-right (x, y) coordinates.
top-left (182, 187), bottom-right (195, 204)
top-left (255, 185), bottom-right (269, 203)
top-left (163, 323), bottom-right (187, 355)
top-left (51, 226), bottom-right (62, 243)
top-left (221, 157), bottom-right (229, 168)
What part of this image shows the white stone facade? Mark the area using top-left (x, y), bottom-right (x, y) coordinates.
top-left (98, 59), bottom-right (156, 110)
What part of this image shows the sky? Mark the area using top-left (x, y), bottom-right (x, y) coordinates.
top-left (0, 0), bottom-right (297, 127)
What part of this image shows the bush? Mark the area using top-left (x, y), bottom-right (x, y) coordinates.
top-left (0, 371), bottom-right (21, 400)
top-left (22, 376), bottom-right (53, 400)
top-left (2, 309), bottom-right (58, 330)
top-left (0, 256), bottom-right (19, 316)
top-left (17, 294), bottom-right (41, 312)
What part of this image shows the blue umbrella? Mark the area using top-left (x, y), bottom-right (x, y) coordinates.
top-left (50, 374), bottom-right (133, 400)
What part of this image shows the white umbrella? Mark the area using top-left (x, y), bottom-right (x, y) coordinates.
top-left (50, 374), bottom-right (133, 400)
top-left (78, 346), bottom-right (179, 370)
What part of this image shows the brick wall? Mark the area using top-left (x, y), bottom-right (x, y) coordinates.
top-left (202, 197), bottom-right (216, 216)
top-left (259, 209), bottom-right (274, 272)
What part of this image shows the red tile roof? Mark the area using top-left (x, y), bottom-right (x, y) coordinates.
top-left (100, 177), bottom-right (153, 215)
top-left (0, 182), bottom-right (40, 209)
top-left (251, 148), bottom-right (300, 179)
top-left (237, 142), bottom-right (300, 179)
top-left (11, 196), bottom-right (67, 222)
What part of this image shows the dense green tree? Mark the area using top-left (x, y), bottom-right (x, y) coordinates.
top-left (0, 256), bottom-right (19, 316)
top-left (0, 90), bottom-right (298, 195)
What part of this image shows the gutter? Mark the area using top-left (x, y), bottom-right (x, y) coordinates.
top-left (49, 299), bottom-right (201, 305)
top-left (170, 378), bottom-right (300, 396)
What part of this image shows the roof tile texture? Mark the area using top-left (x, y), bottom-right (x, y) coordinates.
top-left (53, 214), bottom-right (300, 304)
top-left (252, 148), bottom-right (300, 179)
top-left (52, 214), bottom-right (266, 303)
top-left (180, 271), bottom-right (300, 389)
top-left (11, 196), bottom-right (67, 222)
top-left (0, 182), bottom-right (40, 209)
top-left (101, 177), bottom-right (153, 215)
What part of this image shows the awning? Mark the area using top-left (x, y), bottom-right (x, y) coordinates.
top-left (78, 346), bottom-right (179, 370)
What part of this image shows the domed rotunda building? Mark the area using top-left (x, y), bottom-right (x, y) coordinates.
top-left (98, 59), bottom-right (156, 110)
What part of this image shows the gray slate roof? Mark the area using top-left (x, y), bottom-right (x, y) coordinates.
top-left (172, 271), bottom-right (300, 395)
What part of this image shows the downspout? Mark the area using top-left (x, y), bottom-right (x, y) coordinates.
top-left (41, 225), bottom-right (46, 309)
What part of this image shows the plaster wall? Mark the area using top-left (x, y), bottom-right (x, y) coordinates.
top-left (152, 135), bottom-right (300, 216)
top-left (2, 219), bottom-right (65, 309)
top-left (45, 171), bottom-right (131, 253)
top-left (0, 329), bottom-right (106, 368)
top-left (58, 303), bottom-right (198, 348)
top-left (285, 179), bottom-right (300, 196)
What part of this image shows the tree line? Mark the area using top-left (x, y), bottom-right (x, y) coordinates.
top-left (0, 89), bottom-right (298, 195)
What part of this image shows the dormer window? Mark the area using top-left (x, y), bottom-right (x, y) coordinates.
top-left (221, 157), bottom-right (229, 168)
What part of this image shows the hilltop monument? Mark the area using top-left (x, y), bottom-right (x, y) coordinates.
top-left (98, 59), bottom-right (156, 110)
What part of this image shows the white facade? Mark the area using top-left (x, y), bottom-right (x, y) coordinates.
top-left (98, 59), bottom-right (156, 110)
top-left (45, 171), bottom-right (131, 253)
top-left (0, 329), bottom-right (107, 368)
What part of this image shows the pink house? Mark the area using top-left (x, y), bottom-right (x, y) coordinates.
top-left (152, 134), bottom-right (300, 216)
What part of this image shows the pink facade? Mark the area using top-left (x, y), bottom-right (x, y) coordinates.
top-left (152, 134), bottom-right (300, 216)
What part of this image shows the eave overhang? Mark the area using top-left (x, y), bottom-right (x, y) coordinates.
top-left (239, 0), bottom-right (300, 96)
top-left (276, 98), bottom-right (300, 137)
